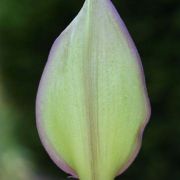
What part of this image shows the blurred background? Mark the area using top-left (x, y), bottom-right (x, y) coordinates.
top-left (0, 0), bottom-right (180, 179)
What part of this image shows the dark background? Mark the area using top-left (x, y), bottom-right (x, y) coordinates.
top-left (0, 0), bottom-right (180, 179)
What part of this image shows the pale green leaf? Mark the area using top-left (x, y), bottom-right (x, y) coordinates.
top-left (36, 0), bottom-right (151, 179)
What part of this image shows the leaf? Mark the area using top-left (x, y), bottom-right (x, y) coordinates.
top-left (36, 0), bottom-right (151, 179)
